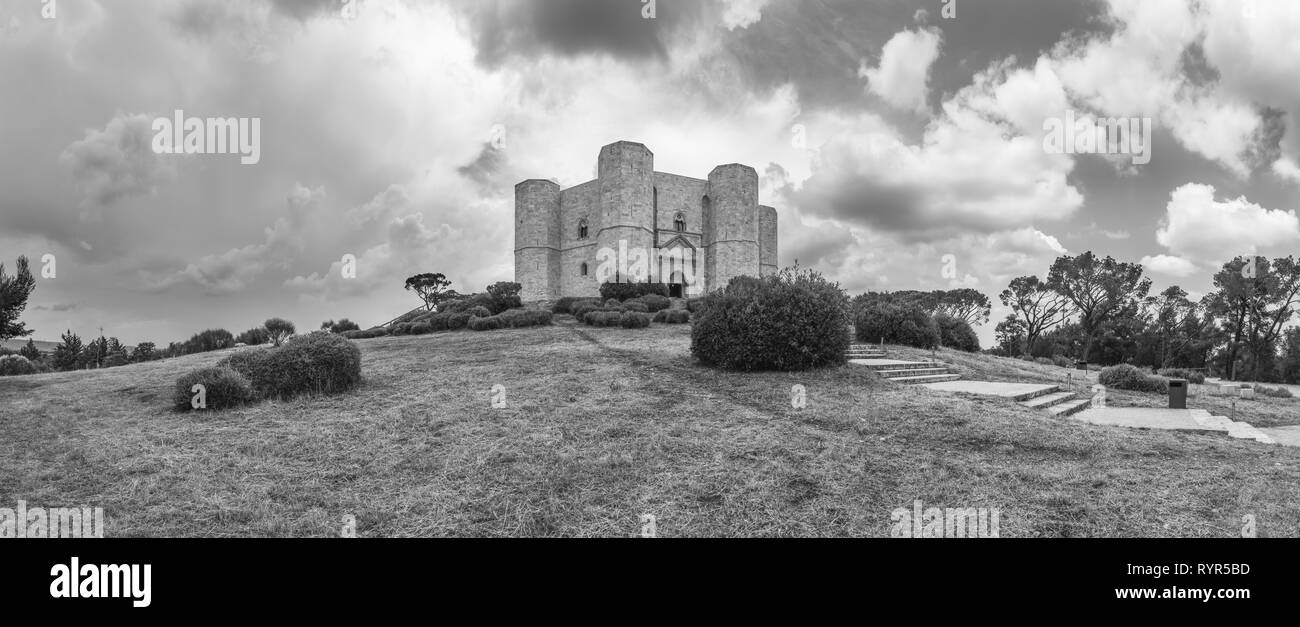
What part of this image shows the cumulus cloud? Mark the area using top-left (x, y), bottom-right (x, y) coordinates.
top-left (721, 0), bottom-right (771, 30)
top-left (1140, 254), bottom-right (1198, 277)
top-left (1152, 183), bottom-right (1300, 268)
top-left (859, 27), bottom-right (942, 114)
top-left (58, 113), bottom-right (173, 211)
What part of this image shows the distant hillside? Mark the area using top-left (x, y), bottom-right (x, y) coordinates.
top-left (0, 338), bottom-right (59, 353)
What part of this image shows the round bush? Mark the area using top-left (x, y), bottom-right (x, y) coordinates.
top-left (686, 298), bottom-right (707, 313)
top-left (1157, 367), bottom-right (1205, 384)
top-left (620, 311), bottom-right (651, 328)
top-left (854, 302), bottom-right (940, 349)
top-left (603, 299), bottom-right (624, 309)
top-left (623, 300), bottom-right (649, 313)
top-left (173, 366), bottom-right (256, 411)
top-left (653, 309), bottom-right (690, 324)
top-left (691, 269), bottom-right (850, 371)
top-left (0, 355), bottom-right (38, 376)
top-left (635, 294), bottom-right (671, 312)
top-left (1099, 364), bottom-right (1169, 394)
top-left (468, 315), bottom-right (505, 331)
top-left (446, 313), bottom-right (472, 330)
top-left (934, 314), bottom-right (980, 352)
top-left (410, 322), bottom-right (433, 335)
top-left (468, 306), bottom-right (491, 318)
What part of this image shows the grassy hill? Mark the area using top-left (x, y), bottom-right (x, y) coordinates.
top-left (3, 321), bottom-right (1299, 537)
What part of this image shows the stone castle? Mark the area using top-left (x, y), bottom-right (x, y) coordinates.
top-left (514, 141), bottom-right (777, 301)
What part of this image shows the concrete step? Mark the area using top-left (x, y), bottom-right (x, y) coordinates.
top-left (887, 373), bottom-right (962, 384)
top-left (855, 360), bottom-right (947, 371)
top-left (876, 367), bottom-right (952, 378)
top-left (1046, 398), bottom-right (1092, 417)
top-left (1020, 391), bottom-right (1075, 409)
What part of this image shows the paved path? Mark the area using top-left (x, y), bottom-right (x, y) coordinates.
top-left (1071, 407), bottom-right (1283, 445)
top-left (920, 380), bottom-right (1057, 399)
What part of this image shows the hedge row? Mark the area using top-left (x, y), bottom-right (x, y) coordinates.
top-left (1098, 364), bottom-right (1169, 394)
top-left (653, 309), bottom-right (690, 324)
top-left (599, 282), bottom-right (669, 302)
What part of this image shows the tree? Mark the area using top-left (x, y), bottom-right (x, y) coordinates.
top-left (264, 318), bottom-right (296, 347)
top-left (1281, 328), bottom-right (1300, 384)
top-left (235, 327), bottom-right (271, 345)
top-left (404, 273), bottom-right (455, 311)
top-left (933, 288), bottom-right (992, 327)
top-left (321, 319), bottom-right (361, 333)
top-left (1244, 256), bottom-right (1300, 381)
top-left (131, 342), bottom-right (156, 362)
top-left (999, 276), bottom-right (1069, 356)
top-left (53, 330), bottom-right (83, 371)
top-left (994, 315), bottom-right (1026, 356)
top-left (1151, 286), bottom-right (1199, 368)
top-left (19, 338), bottom-right (41, 361)
top-left (0, 256), bottom-right (36, 342)
top-left (1046, 252), bottom-right (1150, 362)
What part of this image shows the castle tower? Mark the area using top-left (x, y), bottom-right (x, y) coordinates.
top-left (596, 141), bottom-right (655, 283)
top-left (514, 179), bottom-right (561, 301)
top-left (759, 205), bottom-right (778, 277)
top-left (705, 164), bottom-right (759, 291)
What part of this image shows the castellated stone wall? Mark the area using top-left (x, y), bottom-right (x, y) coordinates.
top-left (759, 205), bottom-right (778, 277)
top-left (514, 179), bottom-right (561, 301)
top-left (705, 164), bottom-right (759, 292)
top-left (514, 141), bottom-right (776, 302)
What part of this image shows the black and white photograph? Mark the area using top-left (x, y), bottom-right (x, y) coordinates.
top-left (1, 0), bottom-right (1297, 610)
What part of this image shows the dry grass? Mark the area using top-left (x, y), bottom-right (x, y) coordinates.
top-left (3, 320), bottom-right (1300, 537)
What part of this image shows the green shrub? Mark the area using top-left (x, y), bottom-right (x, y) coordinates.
top-left (1034, 357), bottom-right (1055, 366)
top-left (571, 301), bottom-right (603, 320)
top-left (603, 298), bottom-right (623, 309)
top-left (1099, 364), bottom-right (1169, 394)
top-left (173, 366), bottom-right (256, 411)
top-left (0, 355), bottom-right (38, 376)
top-left (635, 294), bottom-right (672, 312)
top-left (686, 298), bottom-right (707, 313)
top-left (854, 302), bottom-right (939, 349)
top-left (390, 322), bottom-right (413, 336)
top-left (552, 297), bottom-right (586, 314)
top-left (266, 332), bottom-right (362, 398)
top-left (1256, 385), bottom-right (1293, 398)
top-left (1156, 368), bottom-right (1205, 384)
top-left (468, 306), bottom-right (491, 318)
top-left (409, 322), bottom-right (433, 335)
top-left (599, 282), bottom-right (669, 302)
top-left (468, 316), bottom-right (505, 331)
top-left (653, 309), bottom-right (690, 324)
top-left (584, 311), bottom-right (623, 327)
top-left (497, 309), bottom-right (553, 328)
top-left (1052, 355), bottom-right (1073, 368)
top-left (691, 268), bottom-right (850, 371)
top-left (217, 349), bottom-right (277, 396)
top-left (620, 311), bottom-right (651, 328)
top-left (623, 300), bottom-right (649, 313)
top-left (935, 314), bottom-right (980, 352)
top-left (446, 313), bottom-right (472, 330)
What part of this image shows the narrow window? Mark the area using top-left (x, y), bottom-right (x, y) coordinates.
top-left (580, 262), bottom-right (588, 276)
top-left (674, 212), bottom-right (686, 232)
top-left (578, 218), bottom-right (588, 239)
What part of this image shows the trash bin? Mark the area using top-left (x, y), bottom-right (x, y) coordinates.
top-left (1168, 379), bottom-right (1188, 409)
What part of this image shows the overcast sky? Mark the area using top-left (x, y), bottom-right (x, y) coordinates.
top-left (2, 0), bottom-right (1298, 346)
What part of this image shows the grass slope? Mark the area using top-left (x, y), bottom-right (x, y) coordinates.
top-left (2, 321), bottom-right (1299, 537)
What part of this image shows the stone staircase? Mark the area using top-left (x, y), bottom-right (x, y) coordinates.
top-left (845, 343), bottom-right (886, 359)
top-left (851, 358), bottom-right (962, 384)
top-left (1015, 387), bottom-right (1091, 417)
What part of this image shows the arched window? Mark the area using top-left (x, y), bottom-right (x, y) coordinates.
top-left (578, 218), bottom-right (588, 239)
top-left (674, 212), bottom-right (686, 232)
top-left (580, 262), bottom-right (588, 276)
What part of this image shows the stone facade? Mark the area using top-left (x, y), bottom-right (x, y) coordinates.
top-left (514, 141), bottom-right (777, 302)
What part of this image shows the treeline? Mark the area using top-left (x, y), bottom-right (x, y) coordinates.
top-left (993, 252), bottom-right (1300, 383)
top-left (851, 288), bottom-right (991, 352)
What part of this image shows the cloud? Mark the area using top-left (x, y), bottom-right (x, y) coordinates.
top-left (1140, 254), bottom-right (1198, 277)
top-left (34, 303), bottom-right (78, 312)
top-left (148, 184), bottom-right (325, 294)
top-left (720, 0), bottom-right (771, 30)
top-left (58, 113), bottom-right (173, 210)
top-left (859, 27), bottom-right (942, 113)
top-left (1153, 183), bottom-right (1300, 268)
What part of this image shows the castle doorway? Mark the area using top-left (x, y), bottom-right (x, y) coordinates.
top-left (668, 270), bottom-right (685, 298)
